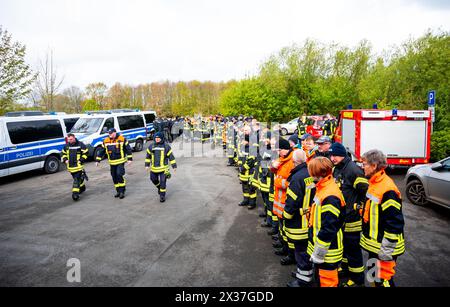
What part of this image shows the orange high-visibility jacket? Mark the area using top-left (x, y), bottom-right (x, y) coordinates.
top-left (273, 150), bottom-right (295, 218)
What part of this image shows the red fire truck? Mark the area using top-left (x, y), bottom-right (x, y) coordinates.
top-left (334, 109), bottom-right (432, 167)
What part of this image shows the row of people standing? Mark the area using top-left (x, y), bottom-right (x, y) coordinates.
top-left (224, 116), bottom-right (406, 287)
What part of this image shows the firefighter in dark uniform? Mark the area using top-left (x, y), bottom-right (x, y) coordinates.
top-left (62, 133), bottom-right (89, 201)
top-left (145, 132), bottom-right (177, 203)
top-left (285, 150), bottom-right (316, 287)
top-left (258, 130), bottom-right (274, 227)
top-left (238, 126), bottom-right (257, 209)
top-left (227, 121), bottom-right (238, 166)
top-left (330, 142), bottom-right (368, 287)
top-left (96, 128), bottom-right (133, 199)
top-left (315, 136), bottom-right (332, 159)
top-left (361, 149), bottom-right (405, 287)
top-left (297, 114), bottom-right (308, 139)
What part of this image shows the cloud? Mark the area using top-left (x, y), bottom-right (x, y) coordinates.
top-left (0, 0), bottom-right (449, 88)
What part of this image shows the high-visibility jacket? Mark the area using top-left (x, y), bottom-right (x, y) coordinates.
top-left (272, 150), bottom-right (295, 218)
top-left (145, 141), bottom-right (177, 173)
top-left (333, 156), bottom-right (368, 232)
top-left (307, 175), bottom-right (346, 264)
top-left (238, 141), bottom-right (256, 183)
top-left (360, 170), bottom-right (405, 257)
top-left (283, 163), bottom-right (316, 241)
top-left (297, 119), bottom-right (307, 138)
top-left (96, 135), bottom-right (132, 166)
top-left (305, 146), bottom-right (318, 163)
top-left (62, 139), bottom-right (88, 173)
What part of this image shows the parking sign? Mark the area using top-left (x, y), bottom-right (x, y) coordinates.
top-left (428, 90), bottom-right (436, 106)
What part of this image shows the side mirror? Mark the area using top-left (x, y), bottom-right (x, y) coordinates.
top-left (431, 162), bottom-right (443, 171)
top-left (101, 127), bottom-right (108, 134)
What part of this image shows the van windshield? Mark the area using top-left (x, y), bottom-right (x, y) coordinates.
top-left (71, 118), bottom-right (103, 134)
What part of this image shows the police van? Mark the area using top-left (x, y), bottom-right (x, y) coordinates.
top-left (142, 111), bottom-right (157, 140)
top-left (0, 115), bottom-right (68, 177)
top-left (70, 111), bottom-right (147, 159)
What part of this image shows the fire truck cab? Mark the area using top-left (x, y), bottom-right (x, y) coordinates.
top-left (334, 109), bottom-right (431, 167)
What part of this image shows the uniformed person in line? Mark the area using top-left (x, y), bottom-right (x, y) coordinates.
top-left (62, 133), bottom-right (89, 201)
top-left (284, 150), bottom-right (316, 287)
top-left (361, 149), bottom-right (405, 287)
top-left (237, 126), bottom-right (257, 210)
top-left (307, 157), bottom-right (346, 287)
top-left (96, 128), bottom-right (133, 199)
top-left (145, 132), bottom-right (177, 203)
top-left (329, 142), bottom-right (368, 287)
top-left (258, 130), bottom-right (274, 228)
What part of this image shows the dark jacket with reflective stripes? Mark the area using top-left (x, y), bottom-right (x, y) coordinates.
top-left (283, 163), bottom-right (316, 241)
top-left (96, 135), bottom-right (133, 165)
top-left (62, 139), bottom-right (88, 173)
top-left (145, 141), bottom-right (177, 173)
top-left (333, 156), bottom-right (368, 230)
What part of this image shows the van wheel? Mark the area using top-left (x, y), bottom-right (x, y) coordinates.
top-left (134, 139), bottom-right (144, 152)
top-left (294, 129), bottom-right (298, 136)
top-left (406, 179), bottom-right (428, 206)
top-left (281, 128), bottom-right (288, 136)
top-left (44, 156), bottom-right (60, 174)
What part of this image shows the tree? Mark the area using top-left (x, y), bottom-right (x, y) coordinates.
top-left (0, 26), bottom-right (36, 114)
top-left (35, 49), bottom-right (64, 111)
top-left (85, 82), bottom-right (108, 109)
top-left (63, 86), bottom-right (84, 113)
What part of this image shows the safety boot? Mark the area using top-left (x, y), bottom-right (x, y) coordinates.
top-left (267, 229), bottom-right (277, 236)
top-left (261, 221), bottom-right (271, 228)
top-left (280, 255), bottom-right (296, 265)
top-left (72, 194), bottom-right (80, 201)
top-left (247, 204), bottom-right (256, 210)
top-left (238, 201), bottom-right (249, 207)
top-left (160, 195), bottom-right (166, 203)
top-left (80, 186), bottom-right (86, 194)
top-left (119, 192), bottom-right (125, 199)
top-left (274, 248), bottom-right (288, 256)
top-left (340, 280), bottom-right (364, 287)
top-left (272, 241), bottom-right (283, 249)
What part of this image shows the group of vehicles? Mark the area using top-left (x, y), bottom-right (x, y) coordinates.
top-left (0, 109), bottom-right (156, 178)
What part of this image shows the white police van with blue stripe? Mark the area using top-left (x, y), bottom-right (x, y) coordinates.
top-left (142, 111), bottom-right (157, 140)
top-left (70, 111), bottom-right (148, 159)
top-left (0, 115), bottom-right (68, 177)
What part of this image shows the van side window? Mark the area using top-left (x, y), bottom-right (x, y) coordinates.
top-left (102, 118), bottom-right (115, 133)
top-left (7, 120), bottom-right (64, 144)
top-left (118, 115), bottom-right (145, 131)
top-left (144, 114), bottom-right (156, 124)
top-left (64, 118), bottom-right (79, 133)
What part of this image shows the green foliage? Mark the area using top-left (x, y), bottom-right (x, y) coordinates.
top-left (0, 26), bottom-right (36, 114)
top-left (431, 129), bottom-right (450, 162)
top-left (219, 31), bottom-right (450, 160)
top-left (82, 99), bottom-right (100, 112)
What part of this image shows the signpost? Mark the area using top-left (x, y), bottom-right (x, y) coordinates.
top-left (428, 90), bottom-right (436, 133)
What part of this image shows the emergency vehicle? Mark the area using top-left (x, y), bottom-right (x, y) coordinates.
top-left (334, 109), bottom-right (431, 167)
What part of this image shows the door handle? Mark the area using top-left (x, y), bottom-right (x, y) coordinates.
top-left (10, 146), bottom-right (17, 150)
top-left (0, 148), bottom-right (4, 152)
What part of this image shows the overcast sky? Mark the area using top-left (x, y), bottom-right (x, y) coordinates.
top-left (1, 0), bottom-right (449, 88)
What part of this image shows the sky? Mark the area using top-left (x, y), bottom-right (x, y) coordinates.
top-left (1, 0), bottom-right (449, 89)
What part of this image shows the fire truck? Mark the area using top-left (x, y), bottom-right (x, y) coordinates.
top-left (334, 109), bottom-right (432, 167)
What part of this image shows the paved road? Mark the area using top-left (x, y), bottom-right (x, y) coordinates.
top-left (0, 140), bottom-right (449, 287)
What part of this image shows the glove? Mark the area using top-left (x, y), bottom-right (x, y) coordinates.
top-left (378, 238), bottom-right (397, 261)
top-left (310, 244), bottom-right (328, 264)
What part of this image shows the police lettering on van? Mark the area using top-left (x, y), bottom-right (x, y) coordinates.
top-left (0, 115), bottom-right (67, 177)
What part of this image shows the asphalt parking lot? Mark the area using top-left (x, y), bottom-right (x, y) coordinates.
top-left (0, 140), bottom-right (449, 287)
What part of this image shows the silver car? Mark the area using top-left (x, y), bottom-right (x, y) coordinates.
top-left (405, 157), bottom-right (450, 208)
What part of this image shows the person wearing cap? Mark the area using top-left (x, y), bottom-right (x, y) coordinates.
top-left (300, 133), bottom-right (312, 151)
top-left (315, 136), bottom-right (332, 159)
top-left (271, 137), bottom-right (296, 265)
top-left (96, 128), bottom-right (133, 199)
top-left (145, 132), bottom-right (177, 203)
top-left (329, 142), bottom-right (368, 287)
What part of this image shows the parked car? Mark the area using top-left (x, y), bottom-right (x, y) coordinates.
top-left (279, 118), bottom-right (299, 136)
top-left (405, 157), bottom-right (450, 208)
